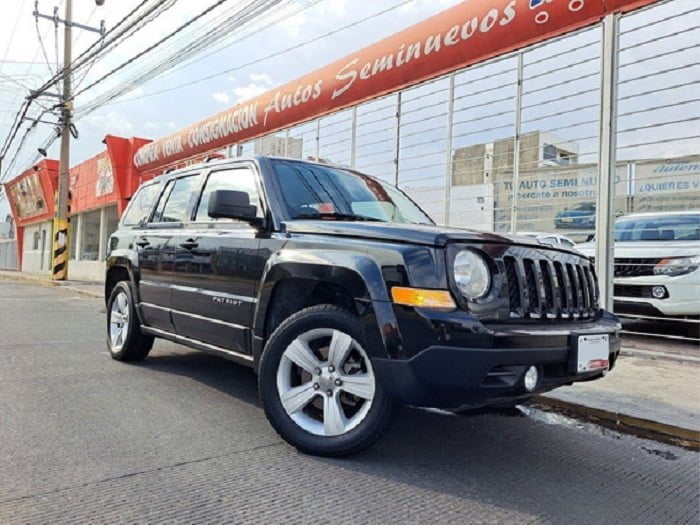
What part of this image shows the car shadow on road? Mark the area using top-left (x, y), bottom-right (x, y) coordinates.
top-left (144, 347), bottom-right (261, 407)
top-left (141, 347), bottom-right (693, 523)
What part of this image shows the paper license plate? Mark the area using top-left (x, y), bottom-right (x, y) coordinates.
top-left (577, 334), bottom-right (610, 373)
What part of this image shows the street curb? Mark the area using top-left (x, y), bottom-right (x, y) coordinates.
top-left (0, 271), bottom-right (103, 299)
top-left (533, 396), bottom-right (700, 451)
top-left (620, 348), bottom-right (700, 366)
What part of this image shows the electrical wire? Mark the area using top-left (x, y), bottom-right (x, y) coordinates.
top-left (35, 6), bottom-right (56, 76)
top-left (86, 0), bottom-right (413, 108)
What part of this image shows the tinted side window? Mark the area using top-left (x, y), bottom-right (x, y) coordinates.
top-left (195, 167), bottom-right (261, 222)
top-left (153, 175), bottom-right (201, 223)
top-left (121, 183), bottom-right (161, 226)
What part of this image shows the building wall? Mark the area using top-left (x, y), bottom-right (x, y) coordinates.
top-left (21, 221), bottom-right (53, 275)
top-left (0, 240), bottom-right (19, 270)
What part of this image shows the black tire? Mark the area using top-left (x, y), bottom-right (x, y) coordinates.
top-left (259, 305), bottom-right (397, 457)
top-left (106, 281), bottom-right (154, 362)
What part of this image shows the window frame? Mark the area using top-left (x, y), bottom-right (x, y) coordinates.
top-left (147, 171), bottom-right (202, 226)
top-left (120, 180), bottom-right (162, 228)
top-left (190, 162), bottom-right (268, 226)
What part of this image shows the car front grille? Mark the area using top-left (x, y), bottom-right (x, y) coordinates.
top-left (502, 254), bottom-right (599, 319)
top-left (614, 258), bottom-right (661, 277)
top-left (590, 257), bottom-right (662, 277)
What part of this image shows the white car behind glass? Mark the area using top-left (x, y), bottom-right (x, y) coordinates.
top-left (578, 211), bottom-right (700, 319)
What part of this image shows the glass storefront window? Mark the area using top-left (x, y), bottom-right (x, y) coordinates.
top-left (80, 209), bottom-right (101, 261)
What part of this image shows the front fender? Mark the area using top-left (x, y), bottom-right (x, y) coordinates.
top-left (105, 249), bottom-right (138, 298)
top-left (252, 248), bottom-right (398, 363)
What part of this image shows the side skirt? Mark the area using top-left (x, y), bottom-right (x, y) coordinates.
top-left (141, 326), bottom-right (255, 369)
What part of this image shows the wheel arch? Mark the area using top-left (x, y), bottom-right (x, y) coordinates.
top-left (105, 256), bottom-right (136, 306)
top-left (251, 249), bottom-right (392, 367)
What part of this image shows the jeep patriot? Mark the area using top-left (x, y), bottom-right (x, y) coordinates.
top-left (105, 156), bottom-right (621, 456)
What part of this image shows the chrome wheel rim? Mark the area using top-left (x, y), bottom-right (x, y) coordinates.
top-left (109, 291), bottom-right (129, 352)
top-left (276, 328), bottom-right (376, 437)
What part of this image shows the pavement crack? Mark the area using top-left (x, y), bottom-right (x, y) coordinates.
top-left (0, 441), bottom-right (283, 505)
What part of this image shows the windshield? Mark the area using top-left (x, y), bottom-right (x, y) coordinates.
top-left (570, 202), bottom-right (595, 212)
top-left (614, 214), bottom-right (700, 241)
top-left (270, 160), bottom-right (434, 225)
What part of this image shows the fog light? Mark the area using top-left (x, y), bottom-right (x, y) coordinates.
top-left (651, 286), bottom-right (666, 299)
top-left (524, 366), bottom-right (539, 392)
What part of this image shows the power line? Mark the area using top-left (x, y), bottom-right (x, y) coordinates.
top-left (31, 0), bottom-right (172, 98)
top-left (0, 0), bottom-right (164, 178)
top-left (35, 6), bottom-right (57, 76)
top-left (77, 0), bottom-right (293, 112)
top-left (0, 0), bottom-right (29, 77)
top-left (72, 0), bottom-right (236, 99)
top-left (96, 0), bottom-right (412, 107)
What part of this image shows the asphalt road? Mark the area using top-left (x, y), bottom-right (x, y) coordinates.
top-left (1, 280), bottom-right (698, 524)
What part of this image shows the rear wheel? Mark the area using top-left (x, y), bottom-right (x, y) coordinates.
top-left (106, 281), bottom-right (153, 362)
top-left (259, 305), bottom-right (396, 456)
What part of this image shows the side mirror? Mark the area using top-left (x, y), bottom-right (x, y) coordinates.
top-left (208, 190), bottom-right (258, 223)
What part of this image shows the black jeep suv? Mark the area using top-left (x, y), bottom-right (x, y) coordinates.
top-left (105, 156), bottom-right (620, 456)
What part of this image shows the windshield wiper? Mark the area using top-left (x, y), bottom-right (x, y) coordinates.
top-left (291, 212), bottom-right (383, 222)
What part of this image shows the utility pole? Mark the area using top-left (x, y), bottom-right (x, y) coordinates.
top-left (53, 0), bottom-right (73, 280)
top-left (32, 0), bottom-right (105, 280)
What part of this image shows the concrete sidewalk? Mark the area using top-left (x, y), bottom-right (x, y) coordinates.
top-left (0, 269), bottom-right (103, 299)
top-left (538, 356), bottom-right (699, 448)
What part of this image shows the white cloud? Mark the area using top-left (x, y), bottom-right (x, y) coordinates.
top-left (212, 91), bottom-right (230, 104)
top-left (249, 72), bottom-right (273, 85)
top-left (230, 72), bottom-right (273, 103)
top-left (84, 110), bottom-right (134, 136)
top-left (144, 121), bottom-right (160, 130)
top-left (278, 0), bottom-right (348, 39)
top-left (233, 84), bottom-right (267, 103)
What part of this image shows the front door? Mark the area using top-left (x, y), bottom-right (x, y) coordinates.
top-left (137, 173), bottom-right (202, 333)
top-left (170, 165), bottom-right (267, 354)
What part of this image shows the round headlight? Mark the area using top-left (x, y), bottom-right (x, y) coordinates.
top-left (453, 250), bottom-right (491, 300)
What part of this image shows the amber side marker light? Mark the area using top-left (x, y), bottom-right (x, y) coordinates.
top-left (391, 287), bottom-right (456, 309)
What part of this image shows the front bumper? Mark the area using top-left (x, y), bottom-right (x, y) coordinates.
top-left (372, 311), bottom-right (621, 409)
top-left (612, 274), bottom-right (700, 317)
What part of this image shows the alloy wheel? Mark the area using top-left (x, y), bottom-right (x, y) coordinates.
top-left (109, 291), bottom-right (130, 352)
top-left (276, 328), bottom-right (376, 436)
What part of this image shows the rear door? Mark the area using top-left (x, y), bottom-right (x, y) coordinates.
top-left (170, 164), bottom-right (267, 353)
top-left (137, 173), bottom-right (202, 333)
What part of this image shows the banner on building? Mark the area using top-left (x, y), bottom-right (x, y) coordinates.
top-left (133, 0), bottom-right (662, 173)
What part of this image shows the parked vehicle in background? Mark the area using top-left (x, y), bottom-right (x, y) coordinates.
top-left (104, 156), bottom-right (621, 457)
top-left (578, 211), bottom-right (700, 319)
top-left (554, 202), bottom-right (596, 230)
top-left (518, 232), bottom-right (578, 250)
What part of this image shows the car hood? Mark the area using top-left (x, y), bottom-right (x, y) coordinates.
top-left (577, 240), bottom-right (699, 258)
top-left (283, 220), bottom-right (579, 253)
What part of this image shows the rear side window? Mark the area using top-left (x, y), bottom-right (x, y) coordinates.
top-left (152, 174), bottom-right (201, 223)
top-left (194, 167), bottom-right (261, 222)
top-left (121, 183), bottom-right (161, 226)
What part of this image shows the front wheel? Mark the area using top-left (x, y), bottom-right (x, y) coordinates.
top-left (259, 305), bottom-right (396, 457)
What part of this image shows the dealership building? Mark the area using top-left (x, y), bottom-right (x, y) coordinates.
top-left (1, 0), bottom-right (697, 293)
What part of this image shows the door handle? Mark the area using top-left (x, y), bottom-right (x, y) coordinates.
top-left (135, 238), bottom-right (150, 248)
top-left (179, 239), bottom-right (199, 250)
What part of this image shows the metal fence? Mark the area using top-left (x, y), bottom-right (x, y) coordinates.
top-left (226, 0), bottom-right (699, 339)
